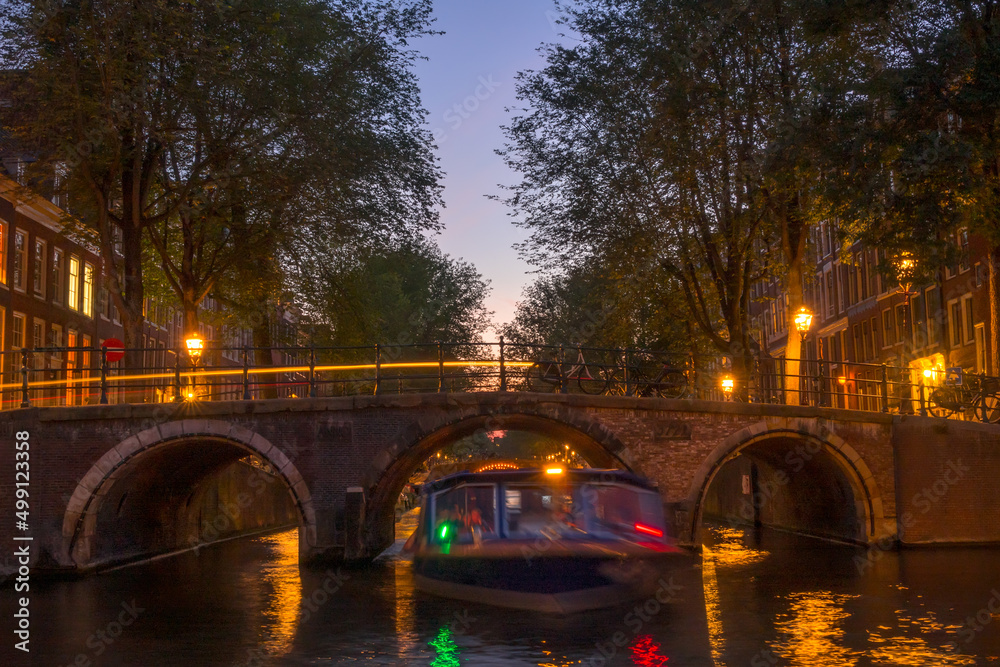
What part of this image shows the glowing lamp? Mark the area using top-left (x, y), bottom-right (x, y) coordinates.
top-left (793, 306), bottom-right (814, 336)
top-left (185, 335), bottom-right (205, 362)
top-left (838, 376), bottom-right (847, 386)
top-left (720, 376), bottom-right (735, 395)
top-left (634, 523), bottom-right (664, 538)
top-left (923, 369), bottom-right (934, 379)
top-left (545, 467), bottom-right (564, 475)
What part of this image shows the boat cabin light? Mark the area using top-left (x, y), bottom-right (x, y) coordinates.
top-left (634, 523), bottom-right (664, 538)
top-left (545, 467), bottom-right (564, 475)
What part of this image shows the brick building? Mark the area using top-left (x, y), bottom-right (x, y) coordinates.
top-left (0, 156), bottom-right (272, 406)
top-left (751, 221), bottom-right (992, 410)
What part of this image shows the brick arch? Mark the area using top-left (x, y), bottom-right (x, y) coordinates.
top-left (686, 420), bottom-right (885, 545)
top-left (61, 419), bottom-right (316, 568)
top-left (360, 407), bottom-right (639, 556)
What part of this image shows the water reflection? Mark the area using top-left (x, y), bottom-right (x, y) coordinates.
top-left (629, 635), bottom-right (669, 666)
top-left (6, 524), bottom-right (1000, 665)
top-left (254, 530), bottom-right (301, 657)
top-left (429, 626), bottom-right (461, 666)
top-left (770, 591), bottom-right (860, 666)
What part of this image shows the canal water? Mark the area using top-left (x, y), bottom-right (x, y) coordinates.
top-left (5, 523), bottom-right (1000, 666)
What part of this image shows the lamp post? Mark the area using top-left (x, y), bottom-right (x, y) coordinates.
top-left (793, 306), bottom-right (814, 405)
top-left (895, 253), bottom-right (917, 414)
top-left (185, 334), bottom-right (204, 400)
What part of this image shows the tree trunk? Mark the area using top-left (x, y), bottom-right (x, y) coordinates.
top-left (253, 308), bottom-right (279, 399)
top-left (117, 221), bottom-right (145, 376)
top-left (783, 260), bottom-right (805, 405)
top-left (989, 243), bottom-right (1000, 376)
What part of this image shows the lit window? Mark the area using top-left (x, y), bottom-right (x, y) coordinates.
top-left (0, 220), bottom-right (7, 285)
top-left (68, 256), bottom-right (80, 310)
top-left (82, 262), bottom-right (94, 317)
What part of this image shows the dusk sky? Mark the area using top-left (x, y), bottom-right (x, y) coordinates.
top-left (412, 0), bottom-right (567, 332)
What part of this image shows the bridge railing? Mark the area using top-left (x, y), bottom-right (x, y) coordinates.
top-left (0, 342), bottom-right (996, 423)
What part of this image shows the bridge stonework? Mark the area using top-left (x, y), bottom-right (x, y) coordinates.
top-left (0, 393), bottom-right (998, 577)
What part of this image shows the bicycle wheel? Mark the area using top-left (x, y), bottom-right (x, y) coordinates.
top-left (578, 365), bottom-right (613, 395)
top-left (654, 371), bottom-right (688, 399)
top-left (927, 387), bottom-right (961, 419)
top-left (976, 391), bottom-right (1000, 424)
top-left (528, 362), bottom-right (560, 393)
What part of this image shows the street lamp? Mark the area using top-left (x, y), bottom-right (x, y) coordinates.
top-left (185, 334), bottom-right (204, 401)
top-left (894, 253), bottom-right (917, 414)
top-left (720, 375), bottom-right (735, 399)
top-left (794, 306), bottom-right (814, 342)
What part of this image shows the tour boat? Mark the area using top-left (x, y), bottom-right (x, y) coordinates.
top-left (407, 467), bottom-right (681, 613)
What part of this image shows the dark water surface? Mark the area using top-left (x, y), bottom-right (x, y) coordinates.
top-left (5, 524), bottom-right (1000, 666)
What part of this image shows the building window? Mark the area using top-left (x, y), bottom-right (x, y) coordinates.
top-left (870, 317), bottom-right (878, 359)
top-left (976, 323), bottom-right (987, 373)
top-left (852, 324), bottom-right (860, 361)
top-left (882, 309), bottom-right (894, 347)
top-left (963, 295), bottom-right (974, 345)
top-left (826, 271), bottom-right (835, 318)
top-left (925, 286), bottom-right (941, 347)
top-left (12, 312), bottom-right (24, 348)
top-left (949, 300), bottom-right (963, 348)
top-left (66, 329), bottom-right (77, 406)
top-left (13, 230), bottom-right (27, 292)
top-left (861, 321), bottom-right (870, 361)
top-left (50, 323), bottom-right (63, 360)
top-left (82, 262), bottom-right (94, 317)
top-left (68, 255), bottom-right (80, 310)
top-left (51, 248), bottom-right (64, 304)
top-left (32, 238), bottom-right (46, 297)
top-left (0, 220), bottom-right (7, 286)
top-left (97, 283), bottom-right (109, 320)
top-left (32, 318), bottom-right (44, 349)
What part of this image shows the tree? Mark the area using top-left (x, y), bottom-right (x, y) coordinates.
top-left (292, 235), bottom-right (493, 348)
top-left (500, 0), bottom-right (871, 394)
top-left (0, 0), bottom-right (441, 367)
top-left (825, 1), bottom-right (1000, 373)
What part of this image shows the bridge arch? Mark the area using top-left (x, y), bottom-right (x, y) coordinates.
top-left (687, 421), bottom-right (885, 545)
top-left (62, 419), bottom-right (316, 570)
top-left (361, 408), bottom-right (639, 555)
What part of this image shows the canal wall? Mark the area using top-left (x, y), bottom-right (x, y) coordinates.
top-left (893, 418), bottom-right (1000, 546)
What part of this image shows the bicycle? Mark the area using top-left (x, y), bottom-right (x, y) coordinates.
top-left (527, 350), bottom-right (613, 395)
top-left (928, 375), bottom-right (1000, 423)
top-left (630, 363), bottom-right (688, 399)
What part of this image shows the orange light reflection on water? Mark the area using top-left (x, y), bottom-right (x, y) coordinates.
top-left (769, 592), bottom-right (860, 666)
top-left (256, 530), bottom-right (302, 658)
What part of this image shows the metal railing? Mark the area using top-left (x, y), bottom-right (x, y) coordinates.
top-left (1, 340), bottom-right (997, 423)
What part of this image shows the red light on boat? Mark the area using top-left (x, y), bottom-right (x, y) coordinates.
top-left (634, 523), bottom-right (663, 538)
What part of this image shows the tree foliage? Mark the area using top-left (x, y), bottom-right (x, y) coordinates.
top-left (499, 0), bottom-right (877, 388)
top-left (0, 0), bottom-right (442, 363)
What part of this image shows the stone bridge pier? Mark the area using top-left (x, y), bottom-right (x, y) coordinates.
top-left (1, 393), bottom-right (999, 577)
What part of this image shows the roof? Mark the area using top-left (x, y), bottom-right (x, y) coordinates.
top-left (418, 468), bottom-right (659, 494)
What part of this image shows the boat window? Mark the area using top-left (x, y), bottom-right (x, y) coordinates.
top-left (432, 484), bottom-right (497, 544)
top-left (503, 485), bottom-right (586, 539)
top-left (582, 484), bottom-right (666, 542)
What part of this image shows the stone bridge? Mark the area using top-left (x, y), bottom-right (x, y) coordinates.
top-left (2, 393), bottom-right (999, 577)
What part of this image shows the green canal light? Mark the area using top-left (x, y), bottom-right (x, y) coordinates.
top-left (430, 626), bottom-right (460, 667)
top-left (439, 524), bottom-right (450, 541)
